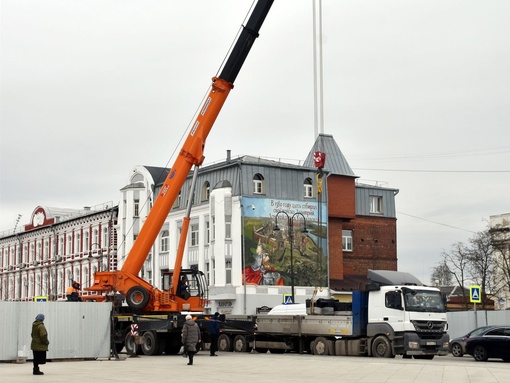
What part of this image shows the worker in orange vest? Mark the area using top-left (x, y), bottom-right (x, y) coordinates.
top-left (66, 281), bottom-right (82, 302)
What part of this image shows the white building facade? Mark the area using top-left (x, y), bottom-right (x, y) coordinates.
top-left (490, 213), bottom-right (510, 310)
top-left (0, 203), bottom-right (117, 302)
top-left (119, 159), bottom-right (330, 315)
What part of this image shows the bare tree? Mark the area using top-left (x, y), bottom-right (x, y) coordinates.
top-left (441, 242), bottom-right (471, 309)
top-left (430, 260), bottom-right (453, 286)
top-left (466, 229), bottom-right (494, 309)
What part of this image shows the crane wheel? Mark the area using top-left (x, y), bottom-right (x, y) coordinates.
top-left (126, 286), bottom-right (150, 310)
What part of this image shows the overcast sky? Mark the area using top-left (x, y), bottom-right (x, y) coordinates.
top-left (1, 0), bottom-right (509, 284)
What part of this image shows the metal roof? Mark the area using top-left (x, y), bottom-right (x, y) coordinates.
top-left (303, 133), bottom-right (356, 177)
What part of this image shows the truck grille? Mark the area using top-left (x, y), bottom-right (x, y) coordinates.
top-left (411, 320), bottom-right (446, 333)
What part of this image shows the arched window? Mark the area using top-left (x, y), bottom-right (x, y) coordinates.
top-left (304, 178), bottom-right (313, 198)
top-left (202, 181), bottom-right (210, 202)
top-left (253, 173), bottom-right (265, 194)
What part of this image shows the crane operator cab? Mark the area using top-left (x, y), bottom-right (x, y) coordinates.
top-left (163, 268), bottom-right (208, 304)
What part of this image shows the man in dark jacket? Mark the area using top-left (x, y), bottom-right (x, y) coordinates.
top-left (209, 312), bottom-right (221, 356)
top-left (31, 313), bottom-right (49, 375)
top-left (181, 314), bottom-right (201, 365)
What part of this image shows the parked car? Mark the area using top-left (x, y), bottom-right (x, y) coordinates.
top-left (465, 325), bottom-right (510, 362)
top-left (449, 325), bottom-right (493, 357)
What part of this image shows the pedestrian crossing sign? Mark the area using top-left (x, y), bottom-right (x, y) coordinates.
top-left (470, 285), bottom-right (481, 303)
top-left (283, 294), bottom-right (293, 304)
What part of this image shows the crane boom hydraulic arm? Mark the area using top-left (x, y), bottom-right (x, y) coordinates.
top-left (85, 0), bottom-right (274, 312)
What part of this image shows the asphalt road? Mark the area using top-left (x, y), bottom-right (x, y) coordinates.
top-left (2, 352), bottom-right (509, 383)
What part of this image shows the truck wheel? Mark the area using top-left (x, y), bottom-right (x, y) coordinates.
top-left (371, 336), bottom-right (394, 358)
top-left (124, 333), bottom-right (142, 355)
top-left (312, 337), bottom-right (330, 356)
top-left (233, 335), bottom-right (251, 352)
top-left (142, 331), bottom-right (164, 356)
top-left (218, 334), bottom-right (232, 352)
top-left (126, 286), bottom-right (150, 310)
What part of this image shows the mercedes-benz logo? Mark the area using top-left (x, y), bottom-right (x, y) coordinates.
top-left (427, 321), bottom-right (434, 329)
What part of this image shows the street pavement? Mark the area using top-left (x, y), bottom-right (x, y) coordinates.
top-left (2, 352), bottom-right (510, 382)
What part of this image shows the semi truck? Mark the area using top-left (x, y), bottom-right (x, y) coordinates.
top-left (215, 270), bottom-right (449, 359)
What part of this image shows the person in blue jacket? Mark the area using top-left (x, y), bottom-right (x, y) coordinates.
top-left (209, 312), bottom-right (221, 356)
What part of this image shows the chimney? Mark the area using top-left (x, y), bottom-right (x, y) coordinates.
top-left (226, 150), bottom-right (231, 162)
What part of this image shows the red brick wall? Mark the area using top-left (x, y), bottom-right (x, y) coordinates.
top-left (327, 176), bottom-right (356, 219)
top-left (329, 215), bottom-right (397, 286)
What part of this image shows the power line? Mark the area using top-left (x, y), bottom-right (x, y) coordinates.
top-left (397, 211), bottom-right (476, 233)
top-left (354, 168), bottom-right (510, 173)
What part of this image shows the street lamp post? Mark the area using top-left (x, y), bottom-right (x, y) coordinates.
top-left (273, 211), bottom-right (307, 304)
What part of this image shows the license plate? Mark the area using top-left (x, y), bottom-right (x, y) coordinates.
top-left (426, 341), bottom-right (436, 346)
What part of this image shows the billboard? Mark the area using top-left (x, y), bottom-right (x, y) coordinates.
top-left (242, 197), bottom-right (328, 287)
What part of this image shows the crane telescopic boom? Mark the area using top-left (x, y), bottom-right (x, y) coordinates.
top-left (85, 0), bottom-right (274, 313)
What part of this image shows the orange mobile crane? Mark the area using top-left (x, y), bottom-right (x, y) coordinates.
top-left (84, 0), bottom-right (273, 355)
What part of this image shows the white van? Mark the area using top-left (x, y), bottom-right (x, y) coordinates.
top-left (266, 303), bottom-right (307, 315)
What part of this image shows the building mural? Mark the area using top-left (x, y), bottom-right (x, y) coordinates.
top-left (242, 196), bottom-right (328, 288)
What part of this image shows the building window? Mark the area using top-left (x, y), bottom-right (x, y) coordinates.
top-left (253, 173), bottom-right (265, 194)
top-left (161, 230), bottom-right (169, 252)
top-left (304, 178), bottom-right (313, 198)
top-left (206, 262), bottom-right (210, 286)
top-left (93, 229), bottom-right (99, 246)
top-left (76, 233), bottom-right (81, 253)
top-left (103, 227), bottom-right (108, 248)
top-left (370, 196), bottom-right (383, 214)
top-left (202, 181), bottom-right (210, 202)
top-left (59, 237), bottom-right (64, 256)
top-left (44, 241), bottom-right (49, 260)
top-left (173, 190), bottom-right (182, 209)
top-left (84, 231), bottom-right (89, 252)
top-left (191, 224), bottom-right (199, 247)
top-left (134, 200), bottom-right (140, 217)
top-left (205, 221), bottom-right (210, 244)
top-left (67, 235), bottom-right (72, 255)
top-left (342, 230), bottom-right (353, 252)
top-left (225, 216), bottom-right (232, 239)
top-left (226, 260), bottom-right (232, 284)
top-left (211, 217), bottom-right (216, 241)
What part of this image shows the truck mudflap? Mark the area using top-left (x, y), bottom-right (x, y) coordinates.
top-left (403, 332), bottom-right (449, 356)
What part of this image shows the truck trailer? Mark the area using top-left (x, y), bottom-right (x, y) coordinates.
top-left (215, 270), bottom-right (449, 359)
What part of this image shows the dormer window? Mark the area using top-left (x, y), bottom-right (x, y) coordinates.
top-left (253, 173), bottom-right (265, 194)
top-left (304, 178), bottom-right (313, 198)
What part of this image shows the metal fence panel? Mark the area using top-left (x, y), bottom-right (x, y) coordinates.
top-left (1, 301), bottom-right (112, 361)
top-left (447, 310), bottom-right (510, 339)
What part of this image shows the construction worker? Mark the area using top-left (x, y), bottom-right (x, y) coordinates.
top-left (66, 281), bottom-right (82, 302)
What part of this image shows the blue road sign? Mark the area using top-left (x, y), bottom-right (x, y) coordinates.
top-left (470, 285), bottom-right (481, 303)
